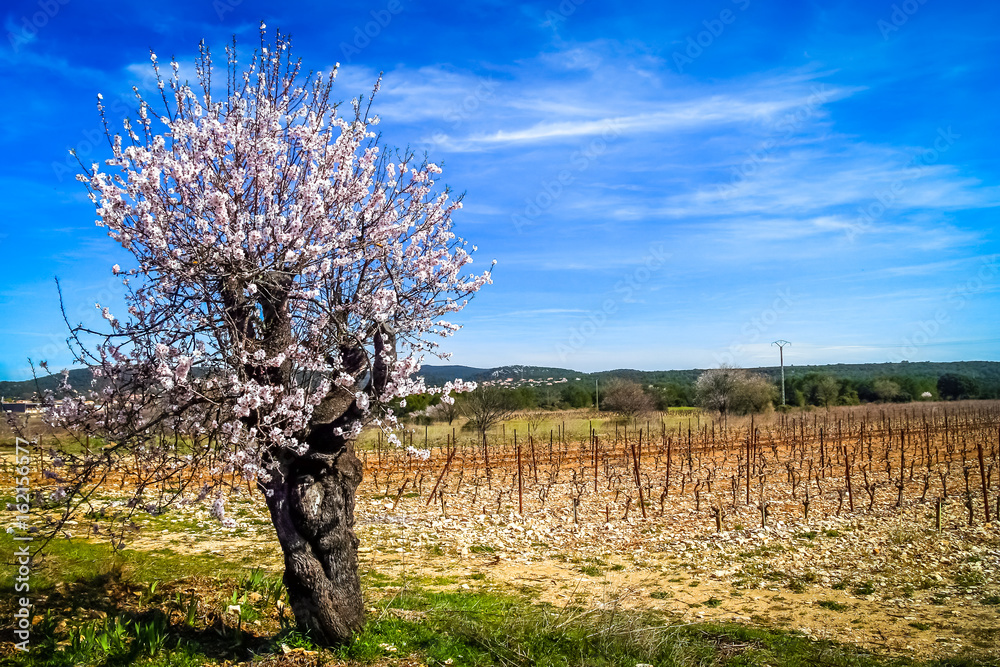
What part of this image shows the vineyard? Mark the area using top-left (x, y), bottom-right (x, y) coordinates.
top-left (360, 402), bottom-right (1000, 533)
top-left (345, 401), bottom-right (1000, 657)
top-left (3, 401), bottom-right (999, 662)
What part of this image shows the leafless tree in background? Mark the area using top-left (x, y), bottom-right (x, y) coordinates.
top-left (460, 385), bottom-right (517, 439)
top-left (601, 379), bottom-right (656, 420)
top-left (427, 399), bottom-right (461, 425)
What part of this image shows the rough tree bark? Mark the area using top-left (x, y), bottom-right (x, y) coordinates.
top-left (255, 331), bottom-right (394, 645)
top-left (261, 429), bottom-right (364, 645)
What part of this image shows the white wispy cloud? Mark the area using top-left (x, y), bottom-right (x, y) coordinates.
top-left (352, 45), bottom-right (860, 153)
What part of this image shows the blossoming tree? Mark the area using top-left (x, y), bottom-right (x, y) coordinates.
top-left (51, 26), bottom-right (490, 644)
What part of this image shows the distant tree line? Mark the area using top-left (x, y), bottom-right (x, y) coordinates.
top-left (390, 368), bottom-right (998, 423)
top-left (781, 370), bottom-right (998, 407)
top-left (7, 366), bottom-right (992, 422)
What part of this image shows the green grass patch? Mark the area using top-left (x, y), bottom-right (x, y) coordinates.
top-left (818, 600), bottom-right (849, 612)
top-left (341, 586), bottom-right (931, 667)
top-left (852, 581), bottom-right (876, 596)
top-left (953, 566), bottom-right (987, 588)
top-left (787, 571), bottom-right (818, 594)
top-left (0, 532), bottom-right (246, 593)
top-left (469, 544), bottom-right (495, 554)
top-left (737, 544), bottom-right (787, 560)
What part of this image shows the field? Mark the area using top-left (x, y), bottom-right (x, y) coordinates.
top-left (2, 401), bottom-right (999, 665)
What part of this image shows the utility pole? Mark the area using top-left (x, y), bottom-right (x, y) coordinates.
top-left (772, 340), bottom-right (791, 406)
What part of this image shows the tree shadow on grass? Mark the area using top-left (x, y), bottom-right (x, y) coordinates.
top-left (1, 568), bottom-right (306, 667)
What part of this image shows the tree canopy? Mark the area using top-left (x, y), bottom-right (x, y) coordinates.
top-left (694, 366), bottom-right (776, 416)
top-left (600, 378), bottom-right (655, 419)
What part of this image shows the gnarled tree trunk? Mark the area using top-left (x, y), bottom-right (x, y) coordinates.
top-left (255, 328), bottom-right (394, 645)
top-left (261, 428), bottom-right (364, 645)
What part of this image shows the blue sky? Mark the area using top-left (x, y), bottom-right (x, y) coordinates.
top-left (1, 0), bottom-right (998, 380)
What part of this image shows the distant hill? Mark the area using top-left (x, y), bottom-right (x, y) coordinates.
top-left (411, 364), bottom-right (492, 385)
top-left (590, 368), bottom-right (703, 385)
top-left (420, 361), bottom-right (1000, 386)
top-left (0, 368), bottom-right (95, 401)
top-left (416, 364), bottom-right (589, 385)
top-left (3, 361), bottom-right (999, 400)
top-left (589, 361), bottom-right (1000, 387)
top-left (755, 360), bottom-right (1000, 383)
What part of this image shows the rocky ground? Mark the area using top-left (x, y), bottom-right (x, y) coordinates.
top-left (104, 471), bottom-right (1000, 662)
